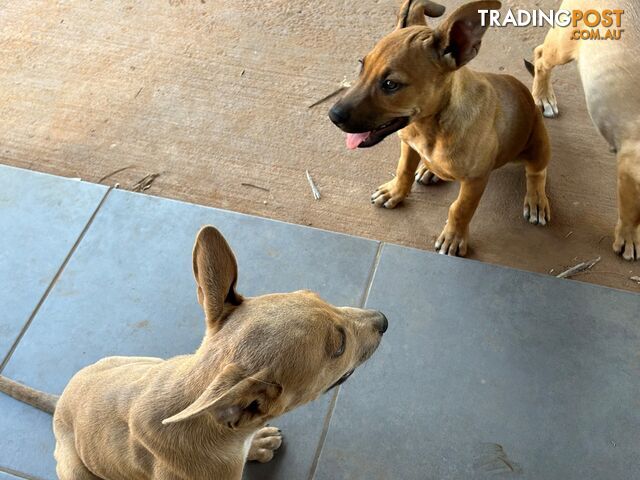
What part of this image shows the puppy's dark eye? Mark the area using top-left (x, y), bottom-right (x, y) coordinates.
top-left (381, 79), bottom-right (401, 92)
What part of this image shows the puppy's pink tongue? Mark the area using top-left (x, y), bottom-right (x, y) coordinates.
top-left (346, 132), bottom-right (370, 150)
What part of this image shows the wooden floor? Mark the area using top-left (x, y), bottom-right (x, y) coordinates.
top-left (1, 0), bottom-right (638, 292)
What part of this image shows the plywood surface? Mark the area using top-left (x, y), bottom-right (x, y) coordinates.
top-left (1, 0), bottom-right (638, 292)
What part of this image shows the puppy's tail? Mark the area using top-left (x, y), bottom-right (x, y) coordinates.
top-left (0, 375), bottom-right (58, 414)
top-left (524, 59), bottom-right (535, 78)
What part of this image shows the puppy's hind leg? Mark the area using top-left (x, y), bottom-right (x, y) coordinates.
top-left (54, 421), bottom-right (102, 480)
top-left (522, 114), bottom-right (551, 226)
top-left (613, 142), bottom-right (640, 261)
top-left (415, 160), bottom-right (444, 185)
top-left (55, 445), bottom-right (102, 480)
top-left (527, 26), bottom-right (578, 118)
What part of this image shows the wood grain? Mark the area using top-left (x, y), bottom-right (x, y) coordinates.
top-left (0, 0), bottom-right (637, 292)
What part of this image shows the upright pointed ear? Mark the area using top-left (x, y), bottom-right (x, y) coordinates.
top-left (435, 1), bottom-right (501, 68)
top-left (396, 0), bottom-right (445, 29)
top-left (193, 226), bottom-right (242, 330)
top-left (162, 365), bottom-right (283, 428)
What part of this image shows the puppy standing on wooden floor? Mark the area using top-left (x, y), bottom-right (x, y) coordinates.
top-left (0, 226), bottom-right (388, 480)
top-left (526, 0), bottom-right (640, 261)
top-left (329, 0), bottom-right (551, 257)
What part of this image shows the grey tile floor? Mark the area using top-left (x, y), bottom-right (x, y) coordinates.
top-left (0, 165), bottom-right (638, 480)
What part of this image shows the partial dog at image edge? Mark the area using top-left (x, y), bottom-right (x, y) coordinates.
top-left (0, 226), bottom-right (388, 480)
top-left (525, 0), bottom-right (640, 261)
top-left (329, 0), bottom-right (551, 257)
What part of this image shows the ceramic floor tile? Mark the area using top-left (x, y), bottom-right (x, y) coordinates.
top-left (315, 244), bottom-right (640, 480)
top-left (0, 395), bottom-right (55, 480)
top-left (0, 165), bottom-right (107, 361)
top-left (1, 189), bottom-right (379, 479)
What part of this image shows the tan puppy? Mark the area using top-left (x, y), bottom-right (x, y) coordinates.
top-left (0, 226), bottom-right (387, 480)
top-left (526, 0), bottom-right (640, 260)
top-left (329, 0), bottom-right (551, 256)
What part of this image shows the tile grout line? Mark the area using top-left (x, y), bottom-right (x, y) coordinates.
top-left (0, 187), bottom-right (114, 374)
top-left (306, 241), bottom-right (385, 480)
top-left (358, 241), bottom-right (385, 310)
top-left (0, 464), bottom-right (45, 480)
top-left (306, 387), bottom-right (340, 480)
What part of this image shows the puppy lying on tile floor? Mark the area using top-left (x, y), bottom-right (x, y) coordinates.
top-left (0, 226), bottom-right (387, 480)
top-left (330, 0), bottom-right (551, 257)
top-left (526, 0), bottom-right (640, 261)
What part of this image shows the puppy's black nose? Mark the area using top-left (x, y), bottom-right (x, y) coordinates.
top-left (376, 312), bottom-right (388, 334)
top-left (329, 105), bottom-right (350, 126)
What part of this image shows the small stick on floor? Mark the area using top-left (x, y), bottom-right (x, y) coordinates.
top-left (305, 170), bottom-right (321, 200)
top-left (308, 78), bottom-right (352, 109)
top-left (241, 182), bottom-right (270, 192)
top-left (132, 173), bottom-right (160, 192)
top-left (556, 257), bottom-right (601, 279)
top-left (98, 165), bottom-right (134, 183)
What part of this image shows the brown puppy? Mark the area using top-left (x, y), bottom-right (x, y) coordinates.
top-left (329, 0), bottom-right (551, 256)
top-left (0, 226), bottom-right (387, 480)
top-left (526, 0), bottom-right (640, 260)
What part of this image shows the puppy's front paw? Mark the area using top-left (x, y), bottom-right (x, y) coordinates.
top-left (613, 221), bottom-right (639, 261)
top-left (415, 165), bottom-right (442, 185)
top-left (435, 226), bottom-right (468, 257)
top-left (247, 426), bottom-right (283, 463)
top-left (371, 178), bottom-right (410, 209)
top-left (523, 193), bottom-right (551, 226)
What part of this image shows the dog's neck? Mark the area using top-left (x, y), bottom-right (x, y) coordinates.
top-left (142, 336), bottom-right (256, 478)
top-left (413, 66), bottom-right (484, 134)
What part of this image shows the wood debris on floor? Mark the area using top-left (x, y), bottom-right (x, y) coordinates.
top-left (132, 173), bottom-right (160, 192)
top-left (305, 170), bottom-right (321, 200)
top-left (556, 257), bottom-right (602, 279)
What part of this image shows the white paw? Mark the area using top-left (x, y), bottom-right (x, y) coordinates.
top-left (613, 221), bottom-right (639, 261)
top-left (536, 96), bottom-right (559, 118)
top-left (523, 194), bottom-right (551, 226)
top-left (247, 426), bottom-right (283, 463)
